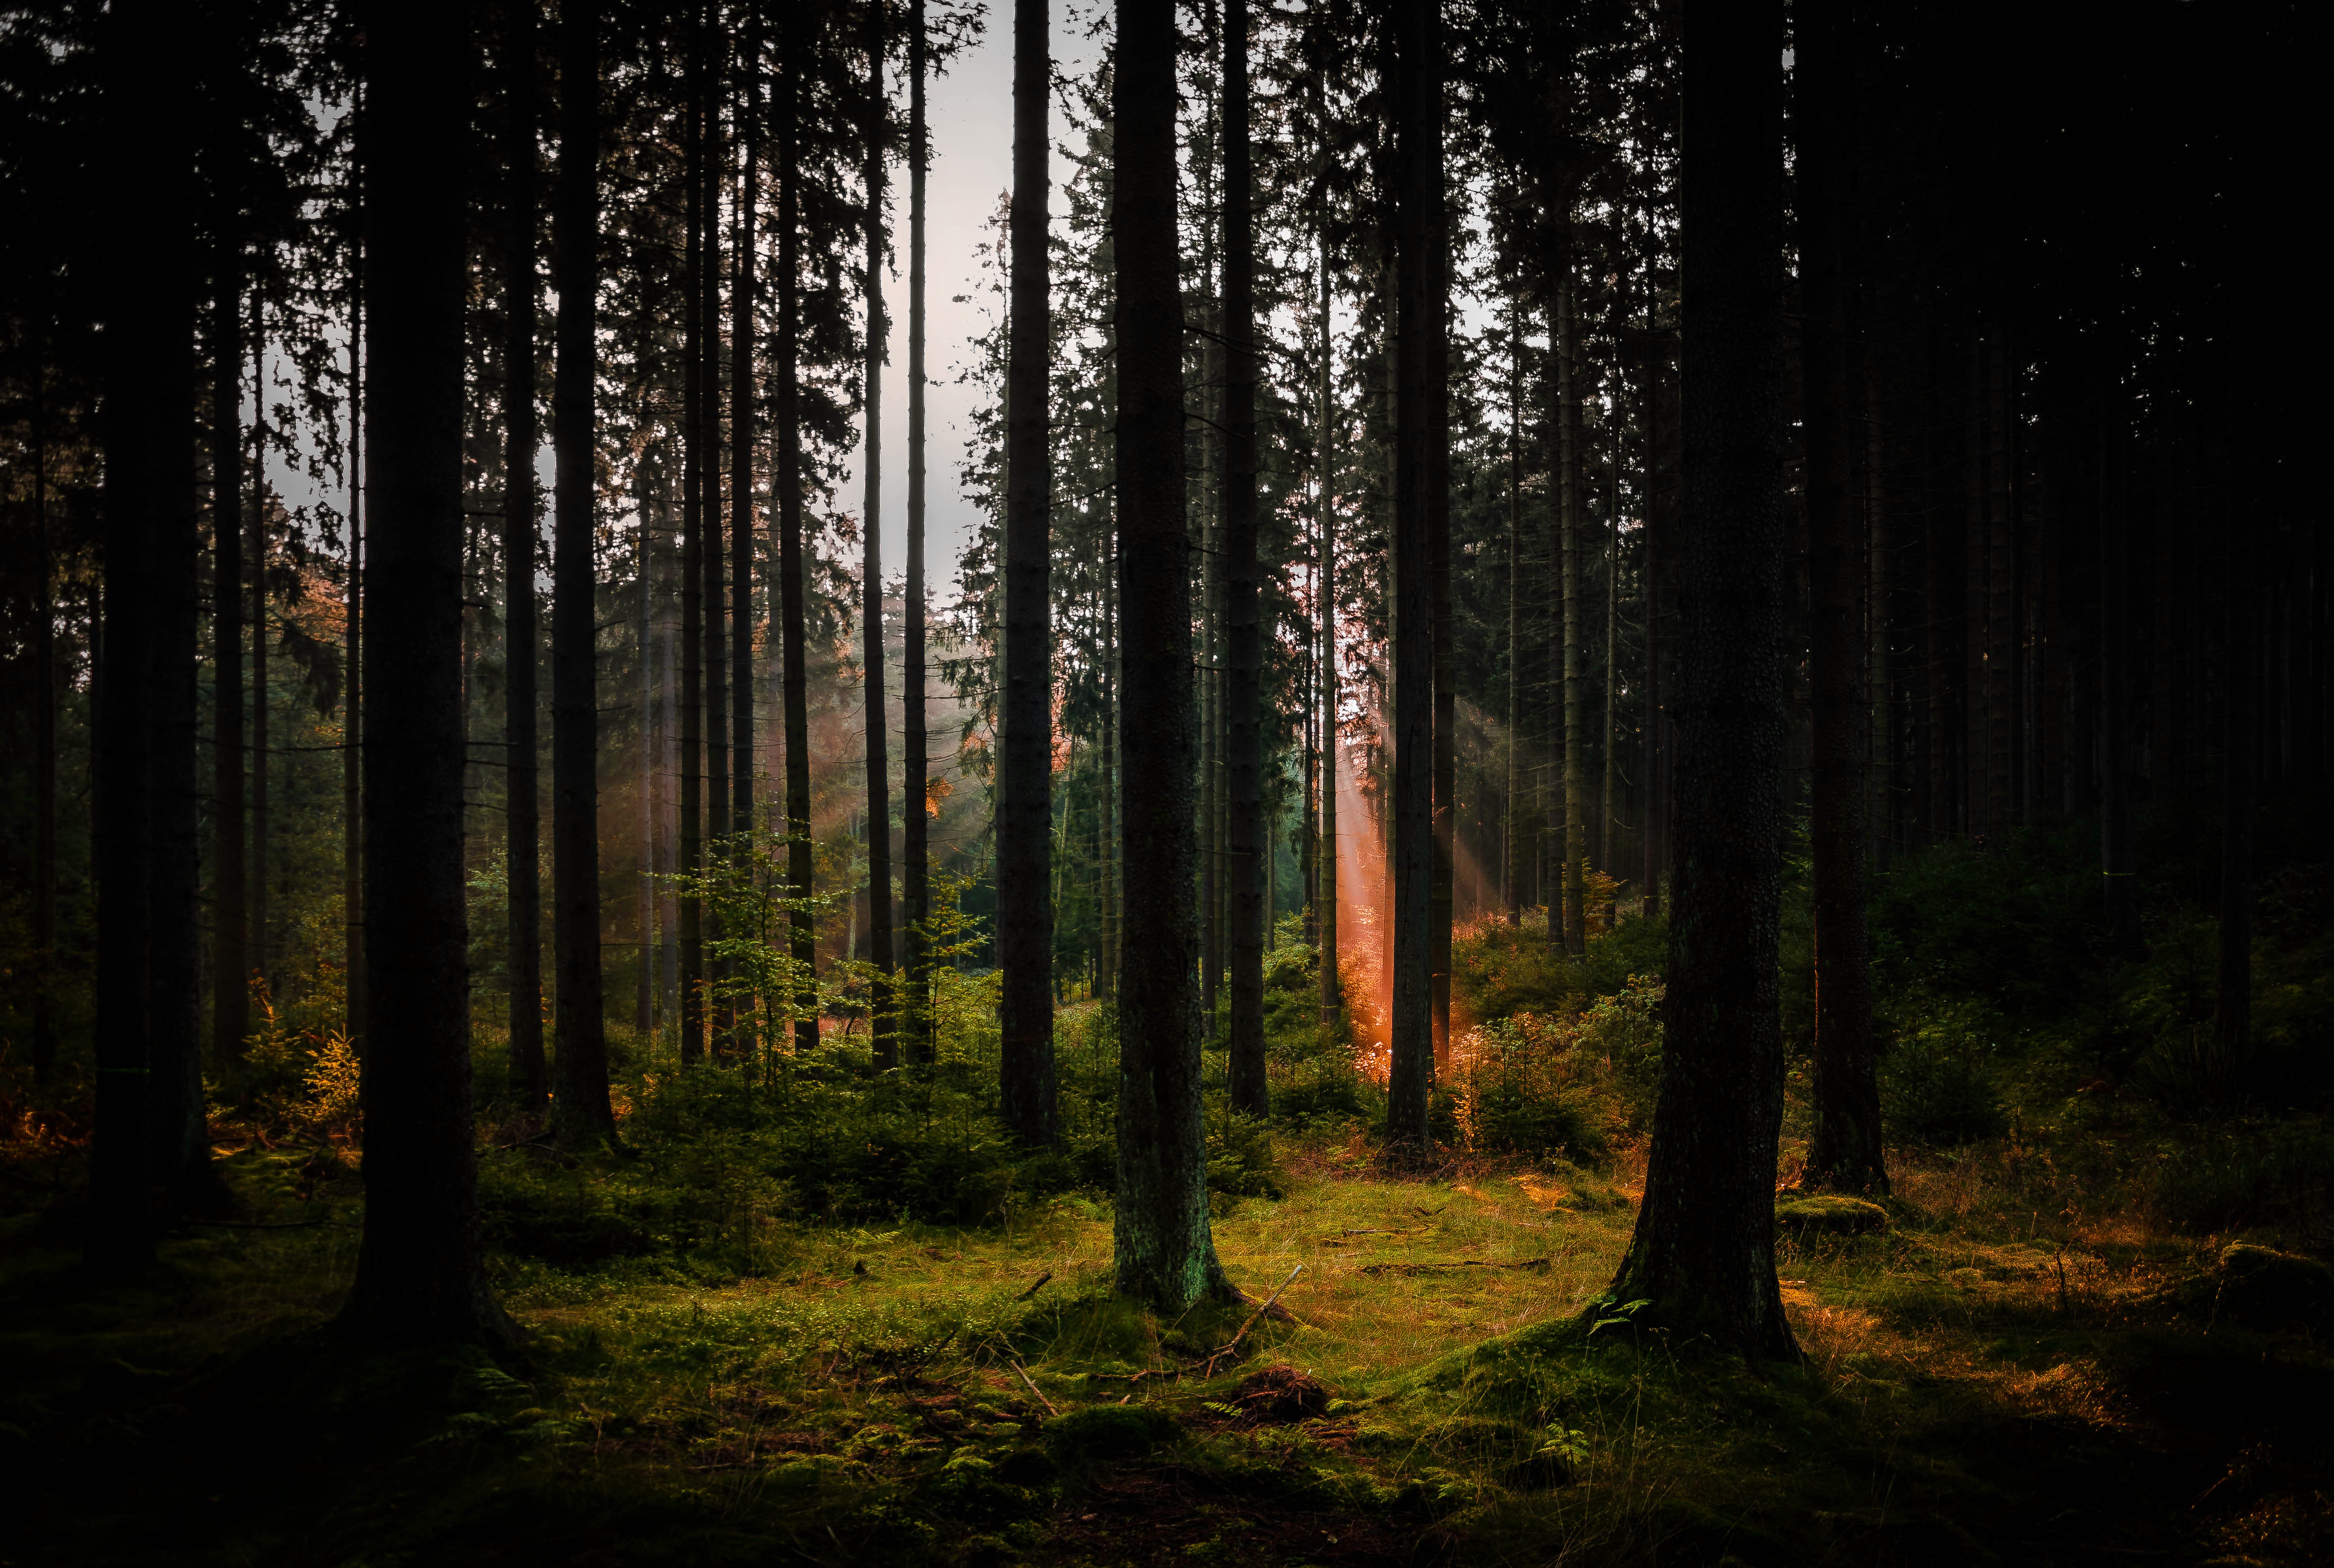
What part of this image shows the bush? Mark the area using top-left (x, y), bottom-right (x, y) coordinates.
top-left (1882, 1007), bottom-right (2008, 1146)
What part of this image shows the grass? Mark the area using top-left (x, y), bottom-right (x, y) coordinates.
top-left (6, 1116), bottom-right (2332, 1567)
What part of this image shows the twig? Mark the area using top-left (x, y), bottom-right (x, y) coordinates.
top-left (1009, 1359), bottom-right (1059, 1418)
top-left (1203, 1264), bottom-right (1304, 1378)
top-left (1013, 1270), bottom-right (1054, 1302)
top-left (1360, 1257), bottom-right (1552, 1276)
top-left (184, 1218), bottom-right (345, 1230)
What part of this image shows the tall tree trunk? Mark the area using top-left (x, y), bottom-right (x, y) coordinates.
top-left (1603, 0), bottom-right (1798, 1363)
top-left (1114, 0), bottom-right (1229, 1309)
top-left (729, 10), bottom-right (761, 1056)
top-left (638, 477), bottom-right (656, 1038)
top-left (550, 0), bottom-right (612, 1147)
top-left (1316, 227), bottom-right (1341, 1027)
top-left (1222, 0), bottom-right (1266, 1116)
top-left (861, 0), bottom-right (896, 1066)
top-left (1558, 258), bottom-right (1584, 955)
top-left (1602, 402), bottom-right (1620, 880)
top-left (1796, 0), bottom-right (1884, 1195)
top-left (1385, 0), bottom-right (1445, 1154)
top-left (677, 9), bottom-right (706, 1067)
top-left (1504, 300), bottom-right (1523, 926)
top-left (211, 160), bottom-right (248, 1065)
top-left (2099, 368), bottom-right (2141, 957)
top-left (343, 0), bottom-right (512, 1346)
top-left (503, 0), bottom-right (546, 1113)
top-left (344, 209), bottom-right (366, 1051)
top-left (775, 10), bottom-right (818, 1059)
top-left (88, 0), bottom-right (195, 1275)
top-left (2216, 393), bottom-right (2254, 1075)
top-left (250, 314), bottom-right (270, 993)
top-left (700, 15), bottom-right (729, 1053)
top-left (32, 352), bottom-right (59, 1082)
top-left (998, 0), bottom-right (1057, 1145)
top-left (902, 0), bottom-right (932, 1063)
top-left (1641, 334), bottom-right (1664, 917)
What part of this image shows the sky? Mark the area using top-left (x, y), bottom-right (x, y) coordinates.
top-left (843, 5), bottom-right (1106, 604)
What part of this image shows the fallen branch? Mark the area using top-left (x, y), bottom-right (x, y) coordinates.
top-left (1009, 1359), bottom-right (1059, 1418)
top-left (1359, 1257), bottom-right (1552, 1276)
top-left (1203, 1264), bottom-right (1304, 1378)
top-left (1013, 1270), bottom-right (1054, 1302)
top-left (184, 1218), bottom-right (347, 1230)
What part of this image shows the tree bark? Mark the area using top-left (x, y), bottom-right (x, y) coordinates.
top-left (1602, 0), bottom-right (1799, 1362)
top-left (342, 0), bottom-right (512, 1346)
top-left (1114, 0), bottom-right (1229, 1310)
top-left (860, 0), bottom-right (895, 1066)
top-left (1558, 258), bottom-right (1584, 955)
top-left (2216, 393), bottom-right (2254, 1075)
top-left (549, 0), bottom-right (613, 1147)
top-left (998, 0), bottom-right (1057, 1145)
top-left (677, 9), bottom-right (706, 1067)
top-left (1222, 0), bottom-right (1266, 1117)
top-left (344, 206), bottom-right (365, 1053)
top-left (1505, 300), bottom-right (1524, 926)
top-left (211, 146), bottom-right (248, 1066)
top-left (503, 0), bottom-right (546, 1114)
top-left (1316, 226), bottom-right (1341, 1027)
top-left (2099, 368), bottom-right (2141, 958)
top-left (1385, 0), bottom-right (1445, 1154)
top-left (1796, 0), bottom-right (1885, 1195)
top-left (729, 8), bottom-right (762, 1063)
top-left (902, 0), bottom-right (932, 1063)
top-left (775, 9), bottom-right (818, 1059)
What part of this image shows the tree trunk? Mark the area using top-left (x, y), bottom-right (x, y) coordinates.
top-left (344, 219), bottom-right (365, 1053)
top-left (1222, 0), bottom-right (1266, 1117)
top-left (1558, 258), bottom-right (1584, 956)
top-left (2217, 397), bottom-right (2254, 1075)
top-left (250, 313), bottom-right (271, 993)
top-left (998, 0), bottom-right (1057, 1145)
top-left (1505, 301), bottom-right (1524, 926)
top-left (32, 351), bottom-right (59, 1082)
top-left (503, 0), bottom-right (546, 1114)
top-left (1796, 0), bottom-right (1885, 1195)
top-left (342, 0), bottom-right (512, 1346)
top-left (211, 161), bottom-right (249, 1066)
top-left (1385, 0), bottom-right (1445, 1154)
top-left (549, 0), bottom-right (612, 1147)
top-left (677, 9), bottom-right (706, 1067)
top-left (902, 0), bottom-right (932, 1063)
top-left (860, 0), bottom-right (895, 1066)
top-left (1114, 0), bottom-right (1229, 1311)
top-left (700, 15), bottom-right (730, 1054)
top-left (1316, 226), bottom-right (1341, 1027)
top-left (2099, 369), bottom-right (2141, 957)
top-left (729, 9), bottom-right (762, 1061)
top-left (1602, 0), bottom-right (1798, 1363)
top-left (1641, 334), bottom-right (1664, 917)
top-left (775, 11), bottom-right (818, 1059)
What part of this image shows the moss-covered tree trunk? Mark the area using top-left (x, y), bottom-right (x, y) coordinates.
top-left (1602, 0), bottom-right (1798, 1363)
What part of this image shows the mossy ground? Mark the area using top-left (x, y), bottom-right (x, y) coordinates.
top-left (4, 1122), bottom-right (2330, 1567)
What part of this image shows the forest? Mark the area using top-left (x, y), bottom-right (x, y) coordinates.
top-left (0, 0), bottom-right (2327, 1563)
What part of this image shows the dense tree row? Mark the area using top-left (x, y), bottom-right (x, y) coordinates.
top-left (0, 0), bottom-right (2317, 1352)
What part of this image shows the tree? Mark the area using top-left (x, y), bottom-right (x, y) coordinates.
top-left (1600, 0), bottom-right (1798, 1362)
top-left (1384, 0), bottom-right (1446, 1154)
top-left (862, 0), bottom-right (896, 1066)
top-left (341, 0), bottom-right (512, 1346)
top-left (1221, 0), bottom-right (1266, 1117)
top-left (1796, 0), bottom-right (1884, 1195)
top-left (998, 0), bottom-right (1057, 1146)
top-left (209, 45), bottom-right (249, 1068)
top-left (1114, 0), bottom-right (1229, 1310)
top-left (677, 6), bottom-right (707, 1066)
top-left (902, 0), bottom-right (933, 1063)
top-left (774, 1), bottom-right (818, 1060)
top-left (550, 0), bottom-right (614, 1148)
top-left (503, 0), bottom-right (546, 1116)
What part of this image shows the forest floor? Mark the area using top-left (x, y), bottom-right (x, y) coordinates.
top-left (4, 1120), bottom-right (2331, 1567)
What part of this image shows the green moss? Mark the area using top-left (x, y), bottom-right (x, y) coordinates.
top-left (1776, 1195), bottom-right (1890, 1235)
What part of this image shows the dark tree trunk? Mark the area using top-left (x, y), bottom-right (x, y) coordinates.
top-left (1505, 300), bottom-right (1524, 927)
top-left (2099, 370), bottom-right (2142, 958)
top-left (1558, 258), bottom-right (1584, 957)
top-left (32, 353), bottom-right (59, 1082)
top-left (1222, 0), bottom-right (1266, 1117)
top-left (998, 0), bottom-right (1057, 1145)
top-left (342, 0), bottom-right (511, 1346)
top-left (701, 16), bottom-right (728, 871)
top-left (775, 10), bottom-right (818, 1059)
top-left (2217, 397), bottom-right (2254, 1074)
top-left (729, 8), bottom-right (762, 1054)
top-left (344, 214), bottom-right (365, 1052)
top-left (676, 10), bottom-right (706, 1066)
top-left (902, 0), bottom-right (932, 1063)
top-left (1603, 0), bottom-right (1799, 1363)
top-left (549, 0), bottom-right (613, 1147)
top-left (1796, 0), bottom-right (1885, 1195)
top-left (1641, 336), bottom-right (1664, 917)
top-left (862, 0), bottom-right (896, 1066)
top-left (1385, 0), bottom-right (1445, 1153)
top-left (502, 0), bottom-right (546, 1114)
top-left (250, 311), bottom-right (270, 992)
top-left (1114, 0), bottom-right (1228, 1310)
top-left (1315, 229), bottom-right (1341, 1027)
top-left (211, 154), bottom-right (248, 1065)
top-left (88, 0), bottom-right (197, 1276)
